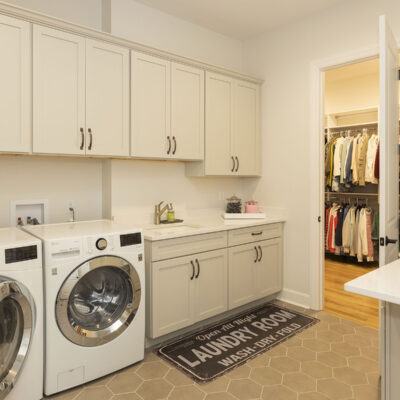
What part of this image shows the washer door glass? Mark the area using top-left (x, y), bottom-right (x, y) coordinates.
top-left (56, 256), bottom-right (141, 347)
top-left (0, 280), bottom-right (33, 400)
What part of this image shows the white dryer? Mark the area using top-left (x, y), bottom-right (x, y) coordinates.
top-left (24, 220), bottom-right (145, 396)
top-left (0, 227), bottom-right (43, 400)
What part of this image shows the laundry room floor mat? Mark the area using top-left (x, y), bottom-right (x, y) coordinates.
top-left (157, 303), bottom-right (319, 382)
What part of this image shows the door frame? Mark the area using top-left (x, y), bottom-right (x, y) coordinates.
top-left (308, 45), bottom-right (381, 310)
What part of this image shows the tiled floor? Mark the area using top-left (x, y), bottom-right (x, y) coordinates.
top-left (45, 303), bottom-right (380, 400)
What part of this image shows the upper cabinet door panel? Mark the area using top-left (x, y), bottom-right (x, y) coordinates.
top-left (234, 80), bottom-right (260, 176)
top-left (33, 25), bottom-right (85, 155)
top-left (131, 52), bottom-right (170, 158)
top-left (86, 39), bottom-right (129, 157)
top-left (0, 15), bottom-right (30, 153)
top-left (205, 72), bottom-right (235, 175)
top-left (171, 63), bottom-right (204, 160)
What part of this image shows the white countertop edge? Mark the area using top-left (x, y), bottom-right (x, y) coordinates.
top-left (344, 260), bottom-right (400, 305)
top-left (143, 216), bottom-right (286, 241)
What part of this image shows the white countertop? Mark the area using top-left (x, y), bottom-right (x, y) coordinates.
top-left (142, 215), bottom-right (286, 241)
top-left (344, 259), bottom-right (400, 305)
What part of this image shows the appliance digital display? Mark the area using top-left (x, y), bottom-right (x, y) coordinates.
top-left (5, 245), bottom-right (38, 264)
top-left (120, 233), bottom-right (142, 247)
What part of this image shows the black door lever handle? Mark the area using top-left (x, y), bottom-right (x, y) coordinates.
top-left (380, 236), bottom-right (398, 246)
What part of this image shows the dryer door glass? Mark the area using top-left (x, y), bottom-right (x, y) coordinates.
top-left (56, 256), bottom-right (141, 347)
top-left (0, 280), bottom-right (33, 400)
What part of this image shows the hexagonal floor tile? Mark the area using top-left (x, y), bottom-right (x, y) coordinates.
top-left (282, 336), bottom-right (302, 347)
top-left (298, 392), bottom-right (330, 400)
top-left (355, 326), bottom-right (379, 338)
top-left (107, 373), bottom-right (143, 394)
top-left (246, 352), bottom-right (270, 367)
top-left (169, 385), bottom-right (205, 400)
top-left (196, 376), bottom-right (229, 393)
top-left (353, 384), bottom-right (380, 400)
top-left (136, 361), bottom-right (169, 380)
top-left (226, 365), bottom-right (251, 380)
top-left (303, 339), bottom-right (330, 352)
top-left (75, 386), bottom-right (113, 400)
top-left (165, 368), bottom-right (194, 387)
top-left (317, 378), bottom-right (352, 399)
top-left (227, 378), bottom-right (262, 399)
top-left (261, 384), bottom-right (297, 400)
top-left (367, 372), bottom-right (381, 388)
top-left (267, 345), bottom-right (287, 357)
top-left (136, 379), bottom-right (173, 400)
top-left (46, 386), bottom-right (82, 400)
top-left (205, 393), bottom-right (237, 400)
top-left (111, 393), bottom-right (142, 400)
top-left (270, 356), bottom-right (300, 373)
top-left (301, 361), bottom-right (332, 379)
top-left (249, 366), bottom-right (282, 386)
top-left (329, 324), bottom-right (355, 335)
top-left (282, 372), bottom-right (316, 393)
top-left (333, 366), bottom-right (367, 385)
top-left (317, 351), bottom-right (347, 368)
top-left (348, 356), bottom-right (379, 373)
top-left (287, 346), bottom-right (316, 362)
top-left (343, 334), bottom-right (372, 348)
top-left (317, 330), bottom-right (343, 344)
top-left (361, 346), bottom-right (379, 361)
top-left (331, 342), bottom-right (360, 357)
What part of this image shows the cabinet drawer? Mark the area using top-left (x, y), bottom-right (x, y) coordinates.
top-left (228, 223), bottom-right (282, 246)
top-left (148, 231), bottom-right (228, 261)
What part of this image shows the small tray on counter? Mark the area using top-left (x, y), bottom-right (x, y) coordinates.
top-left (222, 213), bottom-right (266, 219)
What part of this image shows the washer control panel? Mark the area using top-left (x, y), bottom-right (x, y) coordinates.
top-left (96, 238), bottom-right (107, 251)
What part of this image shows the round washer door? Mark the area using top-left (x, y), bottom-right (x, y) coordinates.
top-left (55, 255), bottom-right (141, 347)
top-left (0, 279), bottom-right (34, 400)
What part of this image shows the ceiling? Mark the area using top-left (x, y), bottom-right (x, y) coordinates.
top-left (134, 0), bottom-right (345, 40)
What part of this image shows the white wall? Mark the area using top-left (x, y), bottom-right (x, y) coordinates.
top-left (108, 0), bottom-right (244, 72)
top-left (0, 156), bottom-right (103, 227)
top-left (3, 0), bottom-right (102, 29)
top-left (242, 0), bottom-right (400, 307)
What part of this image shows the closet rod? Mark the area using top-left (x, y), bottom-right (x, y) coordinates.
top-left (325, 192), bottom-right (377, 196)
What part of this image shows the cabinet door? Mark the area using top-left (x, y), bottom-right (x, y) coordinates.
top-left (233, 80), bottom-right (260, 176)
top-left (0, 15), bottom-right (30, 153)
top-left (171, 63), bottom-right (204, 160)
top-left (194, 249), bottom-right (228, 321)
top-left (228, 242), bottom-right (258, 309)
top-left (86, 39), bottom-right (129, 156)
top-left (33, 26), bottom-right (85, 155)
top-left (204, 72), bottom-right (235, 175)
top-left (131, 52), bottom-right (170, 158)
top-left (255, 238), bottom-right (282, 299)
top-left (152, 255), bottom-right (194, 337)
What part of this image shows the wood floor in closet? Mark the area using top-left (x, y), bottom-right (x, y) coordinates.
top-left (324, 258), bottom-right (379, 329)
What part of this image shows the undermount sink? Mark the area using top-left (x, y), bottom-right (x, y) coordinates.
top-left (144, 224), bottom-right (201, 237)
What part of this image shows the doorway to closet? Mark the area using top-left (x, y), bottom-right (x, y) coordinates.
top-left (323, 59), bottom-right (381, 329)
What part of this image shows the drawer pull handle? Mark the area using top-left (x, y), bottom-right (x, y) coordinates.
top-left (79, 128), bottom-right (84, 150)
top-left (235, 156), bottom-right (239, 172)
top-left (190, 260), bottom-right (195, 280)
top-left (254, 246), bottom-right (259, 263)
top-left (167, 136), bottom-right (171, 154)
top-left (88, 128), bottom-right (93, 150)
top-left (195, 259), bottom-right (200, 278)
top-left (258, 245), bottom-right (263, 262)
top-left (231, 156), bottom-right (235, 172)
top-left (172, 136), bottom-right (177, 155)
top-left (251, 232), bottom-right (263, 236)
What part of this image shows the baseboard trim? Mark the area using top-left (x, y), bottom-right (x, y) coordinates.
top-left (277, 288), bottom-right (311, 309)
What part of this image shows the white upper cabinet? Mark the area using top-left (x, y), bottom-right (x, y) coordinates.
top-left (171, 63), bottom-right (204, 160)
top-left (0, 15), bottom-right (31, 153)
top-left (33, 26), bottom-right (85, 155)
top-left (86, 39), bottom-right (129, 157)
top-left (131, 52), bottom-right (170, 158)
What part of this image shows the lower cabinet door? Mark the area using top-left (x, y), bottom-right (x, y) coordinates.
top-left (255, 238), bottom-right (282, 299)
top-left (152, 255), bottom-right (195, 337)
top-left (228, 243), bottom-right (258, 309)
top-left (194, 249), bottom-right (228, 321)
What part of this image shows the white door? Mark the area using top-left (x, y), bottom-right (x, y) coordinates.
top-left (234, 80), bottom-right (261, 176)
top-left (33, 26), bottom-right (85, 155)
top-left (255, 238), bottom-right (282, 299)
top-left (131, 52), bottom-right (171, 158)
top-left (228, 242), bottom-right (257, 309)
top-left (379, 15), bottom-right (400, 400)
top-left (0, 15), bottom-right (30, 153)
top-left (171, 63), bottom-right (204, 160)
top-left (86, 39), bottom-right (129, 156)
top-left (205, 72), bottom-right (235, 175)
top-left (194, 249), bottom-right (228, 321)
top-left (152, 255), bottom-right (194, 338)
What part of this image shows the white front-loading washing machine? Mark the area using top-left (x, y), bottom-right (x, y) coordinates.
top-left (0, 227), bottom-right (43, 400)
top-left (24, 220), bottom-right (145, 396)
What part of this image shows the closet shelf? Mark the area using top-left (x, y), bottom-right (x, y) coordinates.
top-left (325, 192), bottom-right (378, 196)
top-left (327, 121), bottom-right (378, 130)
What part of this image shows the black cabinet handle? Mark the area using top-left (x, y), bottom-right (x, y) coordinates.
top-left (231, 156), bottom-right (235, 172)
top-left (251, 232), bottom-right (263, 236)
top-left (167, 136), bottom-right (171, 154)
top-left (235, 156), bottom-right (239, 172)
top-left (254, 246), bottom-right (259, 263)
top-left (258, 245), bottom-right (263, 262)
top-left (88, 128), bottom-right (93, 150)
top-left (195, 259), bottom-right (200, 278)
top-left (80, 128), bottom-right (84, 150)
top-left (190, 260), bottom-right (195, 280)
top-left (172, 136), bottom-right (177, 155)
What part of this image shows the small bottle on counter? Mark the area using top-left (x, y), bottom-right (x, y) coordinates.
top-left (26, 216), bottom-right (32, 225)
top-left (167, 209), bottom-right (175, 222)
top-left (17, 217), bottom-right (24, 227)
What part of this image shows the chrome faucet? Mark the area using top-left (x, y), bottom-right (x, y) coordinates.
top-left (154, 201), bottom-right (173, 225)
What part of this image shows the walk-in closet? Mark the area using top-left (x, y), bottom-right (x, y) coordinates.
top-left (324, 59), bottom-right (381, 329)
